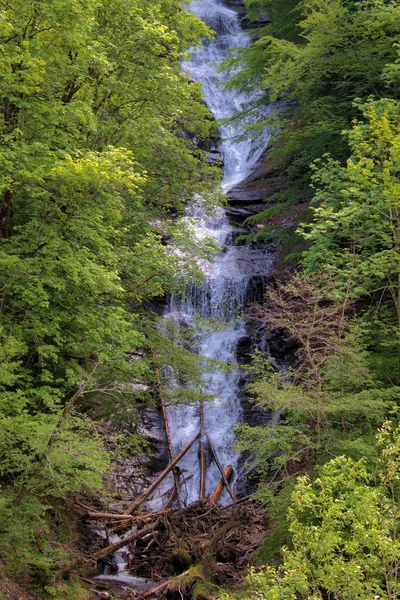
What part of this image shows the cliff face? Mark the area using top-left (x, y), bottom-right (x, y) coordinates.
top-left (220, 0), bottom-right (270, 28)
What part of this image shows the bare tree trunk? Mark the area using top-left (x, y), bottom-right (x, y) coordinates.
top-left (206, 434), bottom-right (236, 501)
top-left (199, 400), bottom-right (206, 500)
top-left (126, 433), bottom-right (200, 514)
top-left (1, 189), bottom-right (11, 239)
top-left (210, 466), bottom-right (233, 505)
top-left (153, 351), bottom-right (182, 508)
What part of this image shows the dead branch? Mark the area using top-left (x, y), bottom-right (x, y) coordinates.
top-left (136, 570), bottom-right (190, 599)
top-left (210, 466), bottom-right (233, 505)
top-left (110, 507), bottom-right (178, 534)
top-left (164, 474), bottom-right (194, 509)
top-left (153, 350), bottom-right (182, 508)
top-left (207, 434), bottom-right (236, 502)
top-left (199, 400), bottom-right (206, 500)
top-left (93, 520), bottom-right (161, 560)
top-left (87, 512), bottom-right (135, 520)
top-left (126, 432), bottom-right (200, 515)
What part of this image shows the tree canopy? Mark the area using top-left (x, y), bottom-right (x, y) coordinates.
top-left (0, 0), bottom-right (222, 591)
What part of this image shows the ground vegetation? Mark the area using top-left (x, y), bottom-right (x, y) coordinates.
top-left (220, 1), bottom-right (400, 598)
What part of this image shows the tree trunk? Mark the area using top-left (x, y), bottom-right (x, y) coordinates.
top-left (93, 520), bottom-right (160, 560)
top-left (199, 400), bottom-right (206, 500)
top-left (126, 432), bottom-right (200, 514)
top-left (207, 434), bottom-right (236, 501)
top-left (153, 351), bottom-right (182, 508)
top-left (1, 189), bottom-right (12, 239)
top-left (210, 466), bottom-right (233, 505)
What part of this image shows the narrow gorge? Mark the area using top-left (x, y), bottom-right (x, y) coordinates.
top-left (91, 0), bottom-right (277, 595)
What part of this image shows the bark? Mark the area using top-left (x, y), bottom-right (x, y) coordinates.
top-left (93, 520), bottom-right (160, 560)
top-left (126, 432), bottom-right (200, 514)
top-left (153, 351), bottom-right (182, 508)
top-left (87, 512), bottom-right (135, 520)
top-left (206, 434), bottom-right (236, 502)
top-left (199, 401), bottom-right (206, 500)
top-left (210, 466), bottom-right (233, 505)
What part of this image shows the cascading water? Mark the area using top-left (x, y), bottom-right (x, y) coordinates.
top-left (148, 0), bottom-right (275, 508)
top-left (182, 0), bottom-right (268, 191)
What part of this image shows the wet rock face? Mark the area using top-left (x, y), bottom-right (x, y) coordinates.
top-left (227, 181), bottom-right (271, 204)
top-left (227, 161), bottom-right (288, 205)
top-left (220, 0), bottom-right (270, 29)
top-left (221, 0), bottom-right (247, 17)
top-left (208, 144), bottom-right (224, 166)
top-left (108, 406), bottom-right (168, 501)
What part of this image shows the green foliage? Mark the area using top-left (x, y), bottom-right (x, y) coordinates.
top-left (223, 1), bottom-right (400, 595)
top-left (0, 0), bottom-right (222, 591)
top-left (246, 0), bottom-right (302, 42)
top-left (225, 0), bottom-right (400, 201)
top-left (222, 424), bottom-right (400, 599)
top-left (236, 275), bottom-right (399, 513)
top-left (301, 99), bottom-right (400, 335)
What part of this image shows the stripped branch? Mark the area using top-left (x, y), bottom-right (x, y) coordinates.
top-left (126, 432), bottom-right (200, 514)
top-left (93, 520), bottom-right (160, 560)
top-left (207, 434), bottom-right (236, 502)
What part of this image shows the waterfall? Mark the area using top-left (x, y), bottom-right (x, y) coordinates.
top-left (95, 1), bottom-right (275, 586)
top-left (148, 0), bottom-right (275, 509)
top-left (182, 0), bottom-right (268, 191)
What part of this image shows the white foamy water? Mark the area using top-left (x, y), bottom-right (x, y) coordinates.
top-left (182, 0), bottom-right (270, 190)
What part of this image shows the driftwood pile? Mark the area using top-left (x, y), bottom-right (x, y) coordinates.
top-left (83, 499), bottom-right (267, 599)
top-left (126, 501), bottom-right (267, 583)
top-left (82, 355), bottom-right (267, 598)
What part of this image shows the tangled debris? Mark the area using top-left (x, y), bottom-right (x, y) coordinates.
top-left (83, 499), bottom-right (268, 599)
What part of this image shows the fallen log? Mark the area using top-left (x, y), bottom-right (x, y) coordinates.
top-left (93, 520), bottom-right (160, 560)
top-left (126, 432), bottom-right (200, 514)
top-left (111, 507), bottom-right (178, 533)
top-left (153, 351), bottom-right (182, 508)
top-left (206, 434), bottom-right (236, 502)
top-left (199, 400), bottom-right (206, 500)
top-left (89, 590), bottom-right (111, 599)
top-left (210, 466), bottom-right (233, 505)
top-left (87, 512), bottom-right (134, 520)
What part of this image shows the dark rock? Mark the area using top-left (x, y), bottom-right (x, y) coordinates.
top-left (208, 149), bottom-right (224, 165)
top-left (220, 0), bottom-right (270, 29)
top-left (108, 406), bottom-right (168, 501)
top-left (227, 181), bottom-right (271, 204)
top-left (236, 335), bottom-right (252, 363)
top-left (224, 205), bottom-right (261, 228)
top-left (221, 0), bottom-right (247, 18)
top-left (241, 13), bottom-right (270, 29)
